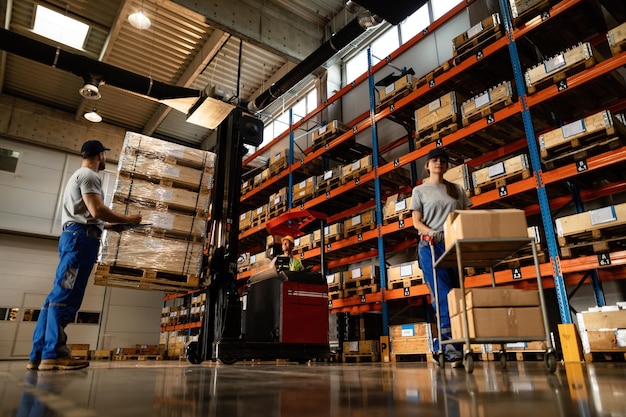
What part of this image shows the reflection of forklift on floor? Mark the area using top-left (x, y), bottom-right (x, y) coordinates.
top-left (185, 108), bottom-right (330, 364)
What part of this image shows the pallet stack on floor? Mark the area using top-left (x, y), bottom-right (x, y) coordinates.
top-left (95, 132), bottom-right (216, 292)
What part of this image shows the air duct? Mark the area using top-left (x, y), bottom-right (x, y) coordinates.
top-left (0, 28), bottom-right (201, 101)
top-left (248, 15), bottom-right (381, 113)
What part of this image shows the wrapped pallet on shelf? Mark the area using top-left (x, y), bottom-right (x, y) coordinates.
top-left (343, 208), bottom-right (376, 238)
top-left (292, 176), bottom-right (316, 205)
top-left (508, 0), bottom-right (552, 26)
top-left (343, 265), bottom-right (380, 298)
top-left (376, 73), bottom-right (416, 111)
top-left (95, 132), bottom-right (216, 292)
top-left (341, 155), bottom-right (373, 185)
top-left (312, 223), bottom-right (343, 247)
top-left (312, 120), bottom-right (351, 151)
top-left (268, 187), bottom-right (288, 217)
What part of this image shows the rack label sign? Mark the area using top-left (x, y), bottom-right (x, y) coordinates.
top-left (576, 159), bottom-right (588, 172)
top-left (512, 268), bottom-right (522, 280)
top-left (598, 253), bottom-right (611, 266)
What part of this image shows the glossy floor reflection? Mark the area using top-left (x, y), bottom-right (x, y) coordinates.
top-left (0, 359), bottom-right (624, 417)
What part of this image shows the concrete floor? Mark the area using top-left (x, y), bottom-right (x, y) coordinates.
top-left (0, 359), bottom-right (624, 417)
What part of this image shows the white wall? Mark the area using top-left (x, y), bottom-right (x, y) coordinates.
top-left (0, 139), bottom-right (164, 359)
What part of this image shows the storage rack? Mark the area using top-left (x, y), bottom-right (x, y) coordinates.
top-left (167, 0), bottom-right (626, 350)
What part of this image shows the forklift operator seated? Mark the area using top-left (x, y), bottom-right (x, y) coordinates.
top-left (269, 235), bottom-right (303, 272)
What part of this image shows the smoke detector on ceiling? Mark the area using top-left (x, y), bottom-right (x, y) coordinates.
top-left (79, 83), bottom-right (101, 100)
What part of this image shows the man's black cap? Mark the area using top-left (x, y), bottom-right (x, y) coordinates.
top-left (81, 140), bottom-right (111, 158)
top-left (426, 147), bottom-right (449, 161)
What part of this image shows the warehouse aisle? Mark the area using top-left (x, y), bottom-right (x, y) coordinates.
top-left (0, 360), bottom-right (624, 417)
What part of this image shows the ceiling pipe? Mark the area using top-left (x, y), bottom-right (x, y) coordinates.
top-left (0, 28), bottom-right (202, 101)
top-left (248, 14), bottom-right (382, 113)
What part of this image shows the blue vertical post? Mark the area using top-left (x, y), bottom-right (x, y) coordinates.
top-left (368, 48), bottom-right (389, 336)
top-left (498, 0), bottom-right (572, 323)
top-left (568, 182), bottom-right (605, 306)
top-left (288, 108), bottom-right (294, 209)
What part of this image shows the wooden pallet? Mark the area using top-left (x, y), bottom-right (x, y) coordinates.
top-left (91, 350), bottom-right (112, 360)
top-left (340, 166), bottom-right (373, 185)
top-left (525, 43), bottom-right (596, 94)
top-left (342, 353), bottom-right (380, 363)
top-left (539, 110), bottom-right (626, 160)
top-left (542, 136), bottom-right (624, 170)
top-left (95, 264), bottom-right (199, 292)
top-left (382, 210), bottom-right (411, 226)
top-left (415, 122), bottom-right (460, 150)
top-left (343, 222), bottom-right (376, 238)
top-left (343, 284), bottom-right (379, 298)
top-left (414, 62), bottom-right (452, 90)
top-left (461, 81), bottom-right (515, 126)
top-left (343, 276), bottom-right (379, 289)
top-left (453, 23), bottom-right (504, 65)
top-left (112, 354), bottom-right (164, 361)
top-left (328, 290), bottom-right (343, 300)
top-left (390, 353), bottom-right (429, 363)
top-left (584, 351), bottom-right (626, 362)
top-left (388, 277), bottom-right (423, 289)
top-left (557, 223), bottom-right (626, 258)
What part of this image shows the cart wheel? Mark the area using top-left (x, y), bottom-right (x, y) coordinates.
top-left (218, 352), bottom-right (237, 365)
top-left (464, 353), bottom-right (474, 373)
top-left (544, 351), bottom-right (557, 373)
top-left (438, 353), bottom-right (445, 368)
top-left (499, 352), bottom-right (507, 370)
top-left (184, 341), bottom-right (203, 365)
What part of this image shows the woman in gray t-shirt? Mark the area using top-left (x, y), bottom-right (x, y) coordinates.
top-left (410, 147), bottom-right (471, 367)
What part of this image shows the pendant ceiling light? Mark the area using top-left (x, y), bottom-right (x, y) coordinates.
top-left (129, 1), bottom-right (151, 30)
top-left (84, 108), bottom-right (102, 123)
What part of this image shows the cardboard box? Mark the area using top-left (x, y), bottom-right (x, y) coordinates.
top-left (383, 195), bottom-right (412, 221)
top-left (444, 209), bottom-right (529, 250)
top-left (344, 265), bottom-right (380, 282)
top-left (555, 202), bottom-right (626, 238)
top-left (451, 307), bottom-right (545, 339)
top-left (341, 155), bottom-right (373, 178)
top-left (415, 91), bottom-right (458, 134)
top-left (313, 223), bottom-right (343, 244)
top-left (378, 74), bottom-right (414, 103)
top-left (344, 209), bottom-right (375, 232)
top-left (444, 164), bottom-right (473, 195)
top-left (447, 287), bottom-right (540, 317)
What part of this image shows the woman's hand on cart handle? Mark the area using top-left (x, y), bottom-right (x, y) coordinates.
top-left (426, 229), bottom-right (444, 243)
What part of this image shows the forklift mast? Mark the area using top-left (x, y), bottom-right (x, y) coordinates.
top-left (195, 107), bottom-right (263, 363)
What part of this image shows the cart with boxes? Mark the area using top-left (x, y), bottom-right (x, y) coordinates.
top-left (432, 209), bottom-right (557, 373)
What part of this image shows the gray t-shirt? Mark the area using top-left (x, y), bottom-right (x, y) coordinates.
top-left (62, 167), bottom-right (105, 229)
top-left (409, 182), bottom-right (472, 233)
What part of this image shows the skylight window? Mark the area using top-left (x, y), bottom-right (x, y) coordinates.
top-left (33, 5), bottom-right (89, 50)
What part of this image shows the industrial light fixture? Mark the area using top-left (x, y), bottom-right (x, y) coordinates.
top-left (84, 108), bottom-right (102, 123)
top-left (79, 83), bottom-right (101, 100)
top-left (129, 1), bottom-right (151, 30)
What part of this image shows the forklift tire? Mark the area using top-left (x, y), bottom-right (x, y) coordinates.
top-left (184, 341), bottom-right (203, 365)
top-left (218, 356), bottom-right (237, 365)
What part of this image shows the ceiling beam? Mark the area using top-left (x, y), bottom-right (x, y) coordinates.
top-left (143, 28), bottom-right (230, 135)
top-left (171, 0), bottom-right (329, 62)
top-left (0, 0), bottom-right (15, 95)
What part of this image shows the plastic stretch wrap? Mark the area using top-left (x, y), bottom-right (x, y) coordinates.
top-left (98, 132), bottom-right (216, 282)
top-left (99, 231), bottom-right (203, 276)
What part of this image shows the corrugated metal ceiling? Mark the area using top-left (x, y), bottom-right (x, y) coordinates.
top-left (1, 0), bottom-right (347, 149)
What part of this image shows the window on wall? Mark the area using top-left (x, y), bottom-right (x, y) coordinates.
top-left (254, 88), bottom-right (318, 151)
top-left (0, 307), bottom-right (19, 321)
top-left (400, 3), bottom-right (430, 42)
top-left (432, 0), bottom-right (458, 20)
top-left (22, 309), bottom-right (100, 324)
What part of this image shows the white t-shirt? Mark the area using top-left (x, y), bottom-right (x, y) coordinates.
top-left (62, 167), bottom-right (105, 229)
top-left (409, 182), bottom-right (471, 233)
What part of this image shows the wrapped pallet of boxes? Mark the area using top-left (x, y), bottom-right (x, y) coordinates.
top-left (96, 132), bottom-right (216, 292)
top-left (389, 323), bottom-right (435, 358)
top-left (471, 154), bottom-right (531, 195)
top-left (292, 176), bottom-right (316, 204)
top-left (387, 261), bottom-right (422, 290)
top-left (415, 91), bottom-right (458, 139)
top-left (448, 287), bottom-right (545, 339)
top-left (312, 223), bottom-right (343, 247)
